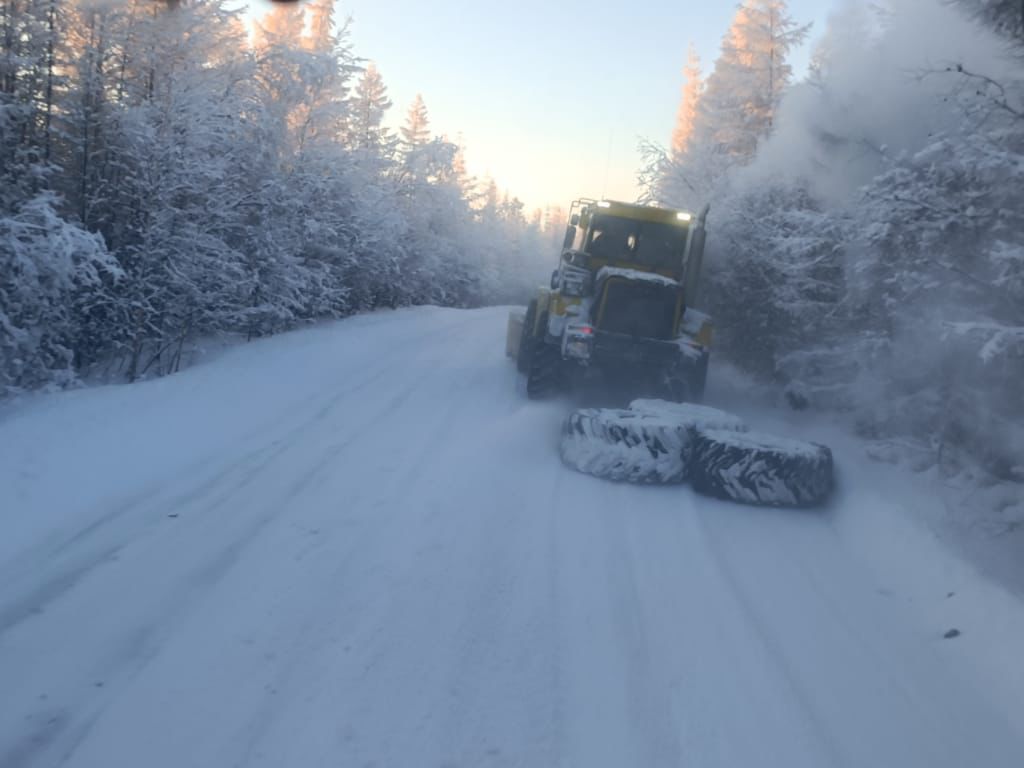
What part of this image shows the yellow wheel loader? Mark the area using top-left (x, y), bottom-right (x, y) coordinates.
top-left (507, 199), bottom-right (713, 401)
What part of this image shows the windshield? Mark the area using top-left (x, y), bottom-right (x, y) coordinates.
top-left (586, 214), bottom-right (689, 271)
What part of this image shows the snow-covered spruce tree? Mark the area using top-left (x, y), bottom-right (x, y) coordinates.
top-left (400, 93), bottom-right (431, 148)
top-left (333, 62), bottom-right (409, 312)
top-left (670, 44), bottom-right (703, 161)
top-left (673, 0), bottom-right (1022, 480)
top-left (102, 0), bottom-right (260, 378)
top-left (388, 97), bottom-right (482, 307)
top-left (472, 183), bottom-right (542, 305)
top-left (695, 1), bottom-right (809, 195)
top-left (846, 80), bottom-right (1024, 477)
top-left (0, 0), bottom-right (121, 392)
top-left (471, 178), bottom-right (507, 302)
top-left (647, 1), bottom-right (809, 212)
top-left (1, 0), bottom-right (61, 209)
top-left (0, 192), bottom-right (119, 393)
top-left (959, 0), bottom-right (1024, 40)
top-left (349, 62), bottom-right (395, 156)
top-left (274, 1), bottom-right (365, 325)
top-left (644, 45), bottom-right (705, 209)
top-left (754, 0), bottom-right (1023, 478)
top-left (705, 182), bottom-right (844, 381)
top-left (649, 1), bottom-right (817, 355)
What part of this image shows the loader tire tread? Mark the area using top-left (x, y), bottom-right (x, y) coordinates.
top-left (516, 300), bottom-right (538, 373)
top-left (690, 428), bottom-right (834, 507)
top-left (526, 337), bottom-right (562, 399)
top-left (560, 409), bottom-right (692, 484)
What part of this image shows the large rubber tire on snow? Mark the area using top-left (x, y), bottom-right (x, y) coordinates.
top-left (690, 428), bottom-right (834, 507)
top-left (516, 299), bottom-right (538, 373)
top-left (526, 333), bottom-right (562, 400)
top-left (560, 409), bottom-right (693, 483)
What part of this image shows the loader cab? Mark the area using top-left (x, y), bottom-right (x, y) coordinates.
top-left (557, 199), bottom-right (708, 311)
top-left (586, 214), bottom-right (688, 274)
top-left (513, 196), bottom-right (712, 402)
top-left (560, 199), bottom-right (700, 283)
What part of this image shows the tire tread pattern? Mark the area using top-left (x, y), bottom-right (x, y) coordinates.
top-left (690, 429), bottom-right (834, 507)
top-left (526, 338), bottom-right (562, 399)
top-left (560, 409), bottom-right (692, 483)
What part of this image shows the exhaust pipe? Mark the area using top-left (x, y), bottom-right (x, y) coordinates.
top-left (683, 204), bottom-right (710, 308)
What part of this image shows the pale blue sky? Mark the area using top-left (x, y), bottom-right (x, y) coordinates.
top-left (252, 1), bottom-right (836, 211)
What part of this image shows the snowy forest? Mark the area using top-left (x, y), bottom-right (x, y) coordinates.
top-left (644, 0), bottom-right (1023, 483)
top-left (1, 0), bottom-right (559, 393)
top-left (3, 0), bottom-right (1022, 485)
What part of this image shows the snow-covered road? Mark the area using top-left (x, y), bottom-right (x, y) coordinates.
top-left (1, 306), bottom-right (1022, 767)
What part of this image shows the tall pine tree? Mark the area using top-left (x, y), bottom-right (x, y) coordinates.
top-left (670, 44), bottom-right (702, 161)
top-left (350, 62), bottom-right (393, 154)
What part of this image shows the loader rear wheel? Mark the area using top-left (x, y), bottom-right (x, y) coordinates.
top-left (690, 428), bottom-right (834, 507)
top-left (689, 353), bottom-right (709, 402)
top-left (526, 337), bottom-right (562, 400)
top-left (516, 299), bottom-right (538, 373)
top-left (666, 353), bottom-right (709, 403)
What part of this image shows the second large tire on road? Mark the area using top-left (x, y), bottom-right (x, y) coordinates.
top-left (690, 428), bottom-right (834, 507)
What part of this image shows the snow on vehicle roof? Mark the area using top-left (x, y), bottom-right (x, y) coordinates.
top-left (679, 308), bottom-right (710, 336)
top-left (595, 266), bottom-right (680, 288)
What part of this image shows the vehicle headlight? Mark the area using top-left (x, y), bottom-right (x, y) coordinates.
top-left (563, 323), bottom-right (595, 360)
top-left (560, 264), bottom-right (592, 297)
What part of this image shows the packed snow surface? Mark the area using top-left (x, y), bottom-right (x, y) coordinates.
top-left (1, 306), bottom-right (1023, 768)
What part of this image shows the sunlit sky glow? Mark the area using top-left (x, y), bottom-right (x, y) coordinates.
top-left (248, 0), bottom-right (835, 212)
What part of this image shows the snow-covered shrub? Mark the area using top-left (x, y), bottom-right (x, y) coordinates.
top-left (0, 194), bottom-right (119, 393)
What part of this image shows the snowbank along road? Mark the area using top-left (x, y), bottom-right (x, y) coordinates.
top-left (1, 306), bottom-right (1022, 767)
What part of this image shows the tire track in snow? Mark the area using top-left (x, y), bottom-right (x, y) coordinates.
top-left (424, 376), bottom-right (566, 765)
top-left (223, 322), bottom-right (513, 766)
top-left (690, 506), bottom-right (851, 768)
top-left (766, 513), bottom-right (1021, 768)
top-left (601, 483), bottom-right (685, 766)
top-left (0, 315), bottom-right (474, 642)
top-left (0, 315), bottom-right (480, 768)
top-left (40, 367), bottom-right (450, 768)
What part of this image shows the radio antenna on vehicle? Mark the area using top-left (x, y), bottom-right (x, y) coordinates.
top-left (601, 129), bottom-right (613, 199)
